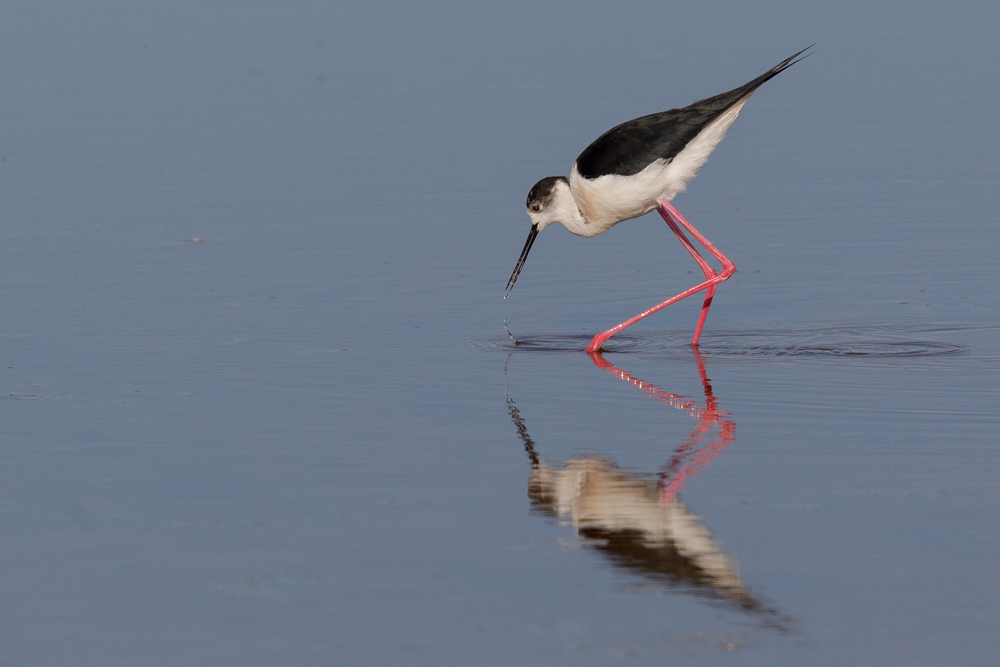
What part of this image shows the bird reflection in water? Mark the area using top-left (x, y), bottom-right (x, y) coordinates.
top-left (506, 349), bottom-right (791, 631)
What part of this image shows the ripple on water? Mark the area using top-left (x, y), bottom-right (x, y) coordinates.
top-left (472, 324), bottom-right (982, 360)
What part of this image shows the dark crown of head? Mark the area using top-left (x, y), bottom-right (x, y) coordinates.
top-left (527, 176), bottom-right (567, 208)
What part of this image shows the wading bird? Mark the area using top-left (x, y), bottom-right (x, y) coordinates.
top-left (505, 48), bottom-right (810, 352)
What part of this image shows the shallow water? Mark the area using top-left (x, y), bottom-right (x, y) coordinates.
top-left (479, 324), bottom-right (984, 358)
top-left (1, 2), bottom-right (999, 665)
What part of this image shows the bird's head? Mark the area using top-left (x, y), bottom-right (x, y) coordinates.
top-left (525, 176), bottom-right (573, 231)
top-left (505, 176), bottom-right (573, 295)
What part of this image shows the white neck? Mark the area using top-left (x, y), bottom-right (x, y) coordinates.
top-left (543, 180), bottom-right (593, 237)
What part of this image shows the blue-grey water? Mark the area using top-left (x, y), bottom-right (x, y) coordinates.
top-left (2, 2), bottom-right (999, 665)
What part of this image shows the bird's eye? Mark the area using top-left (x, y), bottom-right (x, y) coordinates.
top-left (531, 204), bottom-right (541, 212)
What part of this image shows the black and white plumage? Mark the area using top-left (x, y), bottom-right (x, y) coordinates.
top-left (506, 47), bottom-right (810, 296)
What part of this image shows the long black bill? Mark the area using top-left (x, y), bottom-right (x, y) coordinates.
top-left (505, 224), bottom-right (539, 295)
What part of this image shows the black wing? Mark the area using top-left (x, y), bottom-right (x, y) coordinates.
top-left (575, 47), bottom-right (811, 179)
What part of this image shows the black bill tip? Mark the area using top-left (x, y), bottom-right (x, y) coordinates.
top-left (505, 224), bottom-right (539, 295)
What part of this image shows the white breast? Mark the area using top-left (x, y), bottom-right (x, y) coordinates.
top-left (568, 95), bottom-right (752, 235)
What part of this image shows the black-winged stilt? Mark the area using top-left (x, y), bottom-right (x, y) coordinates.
top-left (505, 48), bottom-right (811, 353)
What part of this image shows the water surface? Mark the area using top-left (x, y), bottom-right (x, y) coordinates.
top-left (1, 1), bottom-right (999, 665)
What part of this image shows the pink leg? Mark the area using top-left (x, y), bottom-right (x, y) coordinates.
top-left (660, 209), bottom-right (719, 345)
top-left (584, 199), bottom-right (735, 353)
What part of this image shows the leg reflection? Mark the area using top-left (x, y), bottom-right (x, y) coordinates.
top-left (587, 348), bottom-right (735, 502)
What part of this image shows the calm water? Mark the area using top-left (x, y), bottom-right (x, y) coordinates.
top-left (2, 2), bottom-right (999, 665)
